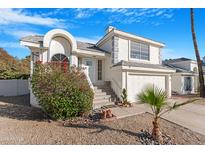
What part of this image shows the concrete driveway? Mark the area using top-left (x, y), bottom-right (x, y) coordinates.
top-left (111, 99), bottom-right (205, 136)
top-left (161, 99), bottom-right (205, 135)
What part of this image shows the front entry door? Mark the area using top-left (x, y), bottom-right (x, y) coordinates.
top-left (83, 58), bottom-right (95, 83)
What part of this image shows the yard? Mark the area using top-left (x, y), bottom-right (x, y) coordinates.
top-left (0, 95), bottom-right (205, 145)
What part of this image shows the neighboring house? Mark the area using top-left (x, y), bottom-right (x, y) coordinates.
top-left (163, 57), bottom-right (205, 95)
top-left (20, 26), bottom-right (175, 108)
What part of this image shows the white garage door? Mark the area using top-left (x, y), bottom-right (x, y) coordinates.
top-left (127, 74), bottom-right (166, 102)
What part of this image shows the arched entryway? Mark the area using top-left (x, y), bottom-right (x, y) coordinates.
top-left (43, 29), bottom-right (78, 66)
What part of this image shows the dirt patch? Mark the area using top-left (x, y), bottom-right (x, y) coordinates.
top-left (0, 94), bottom-right (204, 144)
top-left (0, 101), bottom-right (204, 144)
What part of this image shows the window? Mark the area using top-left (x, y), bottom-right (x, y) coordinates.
top-left (32, 52), bottom-right (40, 63)
top-left (51, 54), bottom-right (69, 71)
top-left (86, 60), bottom-right (92, 66)
top-left (130, 41), bottom-right (149, 60)
top-left (98, 60), bottom-right (102, 80)
top-left (51, 54), bottom-right (69, 63)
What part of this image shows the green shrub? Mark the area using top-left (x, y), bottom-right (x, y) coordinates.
top-left (121, 88), bottom-right (128, 103)
top-left (31, 63), bottom-right (94, 120)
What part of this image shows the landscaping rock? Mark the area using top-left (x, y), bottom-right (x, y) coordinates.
top-left (137, 129), bottom-right (174, 145)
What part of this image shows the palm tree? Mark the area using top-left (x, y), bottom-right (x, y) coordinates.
top-left (190, 8), bottom-right (205, 97)
top-left (138, 86), bottom-right (198, 144)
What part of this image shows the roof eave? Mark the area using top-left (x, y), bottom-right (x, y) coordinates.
top-left (96, 29), bottom-right (165, 48)
top-left (121, 65), bottom-right (176, 73)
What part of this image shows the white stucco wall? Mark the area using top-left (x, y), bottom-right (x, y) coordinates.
top-left (190, 61), bottom-right (198, 72)
top-left (171, 74), bottom-right (195, 94)
top-left (99, 38), bottom-right (112, 53)
top-left (171, 75), bottom-right (183, 94)
top-left (109, 66), bottom-right (123, 99)
top-left (118, 38), bottom-right (129, 61)
top-left (0, 79), bottom-right (29, 96)
top-left (49, 36), bottom-right (71, 60)
top-left (104, 55), bottom-right (112, 81)
top-left (42, 50), bottom-right (48, 63)
top-left (149, 45), bottom-right (161, 64)
top-left (101, 36), bottom-right (162, 65)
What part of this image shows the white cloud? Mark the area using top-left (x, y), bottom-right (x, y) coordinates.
top-left (63, 8), bottom-right (176, 26)
top-left (105, 8), bottom-right (128, 13)
top-left (0, 8), bottom-right (65, 27)
top-left (4, 30), bottom-right (40, 38)
top-left (0, 42), bottom-right (25, 48)
top-left (74, 8), bottom-right (97, 19)
top-left (41, 8), bottom-right (64, 17)
top-left (156, 10), bottom-right (164, 16)
top-left (75, 36), bottom-right (101, 44)
top-left (100, 8), bottom-right (176, 25)
top-left (163, 13), bottom-right (174, 19)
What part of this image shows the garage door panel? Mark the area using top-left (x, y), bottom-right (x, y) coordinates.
top-left (127, 74), bottom-right (165, 102)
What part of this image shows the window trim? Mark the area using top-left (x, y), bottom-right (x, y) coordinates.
top-left (129, 41), bottom-right (150, 62)
top-left (50, 53), bottom-right (69, 63)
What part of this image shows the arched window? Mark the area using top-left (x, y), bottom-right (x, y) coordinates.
top-left (193, 67), bottom-right (198, 73)
top-left (51, 54), bottom-right (69, 63)
top-left (51, 54), bottom-right (69, 72)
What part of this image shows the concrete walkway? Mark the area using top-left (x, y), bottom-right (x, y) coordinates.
top-left (110, 103), bottom-right (147, 119)
top-left (109, 102), bottom-right (205, 136)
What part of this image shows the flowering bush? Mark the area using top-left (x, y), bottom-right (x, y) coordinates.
top-left (31, 63), bottom-right (94, 120)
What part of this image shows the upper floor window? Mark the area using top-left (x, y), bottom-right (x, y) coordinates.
top-left (130, 41), bottom-right (149, 61)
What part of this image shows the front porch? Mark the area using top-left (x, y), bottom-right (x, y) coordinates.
top-left (77, 56), bottom-right (105, 86)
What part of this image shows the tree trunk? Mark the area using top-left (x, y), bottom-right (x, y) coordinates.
top-left (152, 117), bottom-right (163, 144)
top-left (190, 8), bottom-right (205, 97)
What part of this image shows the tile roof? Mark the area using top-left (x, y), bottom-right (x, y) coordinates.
top-left (20, 35), bottom-right (43, 43)
top-left (163, 62), bottom-right (194, 73)
top-left (164, 57), bottom-right (193, 63)
top-left (20, 35), bottom-right (109, 54)
top-left (76, 41), bottom-right (109, 54)
top-left (163, 60), bottom-right (205, 74)
top-left (113, 60), bottom-right (175, 70)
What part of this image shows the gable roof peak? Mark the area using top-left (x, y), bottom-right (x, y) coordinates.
top-left (105, 26), bottom-right (116, 34)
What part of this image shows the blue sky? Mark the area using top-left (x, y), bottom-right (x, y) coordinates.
top-left (0, 8), bottom-right (205, 60)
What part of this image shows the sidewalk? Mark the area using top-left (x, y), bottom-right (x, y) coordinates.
top-left (110, 103), bottom-right (147, 119)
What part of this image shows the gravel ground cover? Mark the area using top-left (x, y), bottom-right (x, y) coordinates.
top-left (0, 95), bottom-right (205, 145)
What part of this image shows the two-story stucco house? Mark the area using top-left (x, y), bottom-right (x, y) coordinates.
top-left (20, 26), bottom-right (175, 108)
top-left (163, 57), bottom-right (205, 95)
